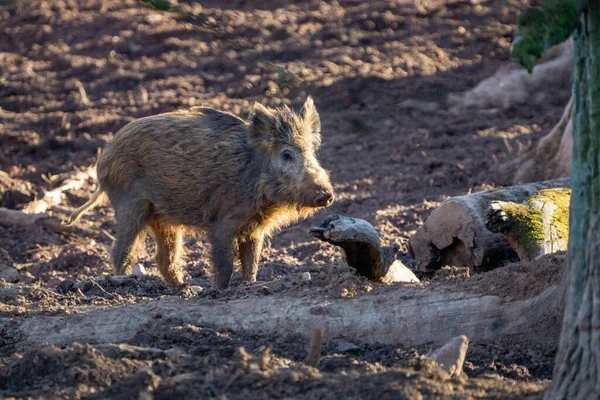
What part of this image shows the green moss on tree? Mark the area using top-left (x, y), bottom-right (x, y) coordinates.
top-left (498, 202), bottom-right (545, 257)
top-left (529, 188), bottom-right (571, 241)
top-left (486, 188), bottom-right (571, 261)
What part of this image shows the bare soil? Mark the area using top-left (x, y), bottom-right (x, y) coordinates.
top-left (0, 0), bottom-right (570, 398)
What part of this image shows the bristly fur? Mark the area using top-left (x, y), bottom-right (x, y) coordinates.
top-left (66, 96), bottom-right (333, 289)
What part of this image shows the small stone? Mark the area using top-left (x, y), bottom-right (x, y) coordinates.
top-left (381, 260), bottom-right (420, 284)
top-left (300, 272), bottom-right (312, 281)
top-left (189, 285), bottom-right (203, 295)
top-left (132, 264), bottom-right (148, 279)
top-left (431, 335), bottom-right (469, 377)
top-left (334, 339), bottom-right (360, 353)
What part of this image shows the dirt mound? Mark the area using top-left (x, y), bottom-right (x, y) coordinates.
top-left (1, 325), bottom-right (547, 399)
top-left (455, 253), bottom-right (565, 300)
top-left (0, 343), bottom-right (150, 398)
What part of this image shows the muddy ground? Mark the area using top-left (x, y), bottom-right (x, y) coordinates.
top-left (0, 0), bottom-right (571, 398)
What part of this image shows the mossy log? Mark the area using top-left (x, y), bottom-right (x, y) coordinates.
top-left (486, 188), bottom-right (570, 262)
top-left (408, 178), bottom-right (570, 272)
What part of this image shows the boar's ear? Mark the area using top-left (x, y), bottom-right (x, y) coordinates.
top-left (249, 102), bottom-right (278, 151)
top-left (300, 96), bottom-right (321, 148)
top-left (250, 102), bottom-right (276, 133)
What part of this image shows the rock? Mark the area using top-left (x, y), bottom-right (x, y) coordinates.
top-left (379, 260), bottom-right (420, 284)
top-left (300, 272), bottom-right (312, 281)
top-left (0, 247), bottom-right (19, 283)
top-left (430, 335), bottom-right (469, 377)
top-left (189, 285), bottom-right (203, 295)
top-left (133, 264), bottom-right (148, 279)
top-left (333, 338), bottom-right (360, 353)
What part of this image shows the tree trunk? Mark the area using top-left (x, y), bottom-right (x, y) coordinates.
top-left (546, 4), bottom-right (600, 399)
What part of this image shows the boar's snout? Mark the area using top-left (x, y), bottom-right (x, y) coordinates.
top-left (314, 188), bottom-right (334, 207)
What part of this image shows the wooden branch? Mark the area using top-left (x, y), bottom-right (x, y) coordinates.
top-left (0, 283), bottom-right (560, 349)
top-left (24, 166), bottom-right (96, 214)
top-left (409, 178), bottom-right (570, 272)
top-left (311, 215), bottom-right (420, 283)
top-left (304, 327), bottom-right (325, 366)
top-left (0, 207), bottom-right (74, 233)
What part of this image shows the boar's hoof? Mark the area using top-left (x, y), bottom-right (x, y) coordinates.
top-left (310, 215), bottom-right (419, 284)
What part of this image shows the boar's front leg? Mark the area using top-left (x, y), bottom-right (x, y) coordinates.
top-left (150, 219), bottom-right (184, 287)
top-left (239, 233), bottom-right (264, 283)
top-left (208, 221), bottom-right (237, 289)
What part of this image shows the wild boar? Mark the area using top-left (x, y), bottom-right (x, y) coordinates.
top-left (65, 97), bottom-right (334, 289)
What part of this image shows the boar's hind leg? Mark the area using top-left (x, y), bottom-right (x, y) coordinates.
top-left (150, 220), bottom-right (184, 287)
top-left (208, 222), bottom-right (237, 289)
top-left (239, 233), bottom-right (264, 283)
top-left (112, 199), bottom-right (152, 276)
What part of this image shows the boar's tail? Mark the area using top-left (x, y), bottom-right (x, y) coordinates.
top-left (63, 188), bottom-right (107, 227)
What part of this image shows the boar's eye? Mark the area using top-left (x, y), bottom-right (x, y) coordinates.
top-left (281, 150), bottom-right (294, 162)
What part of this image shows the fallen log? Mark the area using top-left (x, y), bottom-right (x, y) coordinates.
top-left (408, 178), bottom-right (570, 272)
top-left (0, 283), bottom-right (560, 349)
top-left (0, 207), bottom-right (73, 234)
top-left (447, 37), bottom-right (572, 111)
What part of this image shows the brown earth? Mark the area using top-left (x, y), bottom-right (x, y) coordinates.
top-left (0, 0), bottom-right (571, 398)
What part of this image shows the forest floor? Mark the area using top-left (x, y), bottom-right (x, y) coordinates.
top-left (0, 0), bottom-right (571, 398)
